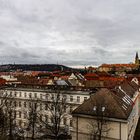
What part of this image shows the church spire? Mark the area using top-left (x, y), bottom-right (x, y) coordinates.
top-left (136, 52), bottom-right (138, 59)
top-left (135, 52), bottom-right (139, 64)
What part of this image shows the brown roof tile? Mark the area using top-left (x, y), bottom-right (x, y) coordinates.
top-left (72, 88), bottom-right (133, 120)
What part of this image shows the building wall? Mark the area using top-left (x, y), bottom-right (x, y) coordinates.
top-left (127, 92), bottom-right (140, 140)
top-left (72, 116), bottom-right (128, 140)
top-left (0, 88), bottom-right (90, 131)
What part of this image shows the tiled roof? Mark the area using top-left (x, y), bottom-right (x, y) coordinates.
top-left (52, 73), bottom-right (61, 77)
top-left (99, 77), bottom-right (124, 81)
top-left (85, 73), bottom-right (99, 77)
top-left (60, 76), bottom-right (69, 80)
top-left (84, 73), bottom-right (99, 80)
top-left (115, 80), bottom-right (139, 98)
top-left (96, 71), bottom-right (110, 76)
top-left (72, 88), bottom-right (133, 120)
top-left (38, 78), bottom-right (49, 85)
top-left (100, 64), bottom-right (137, 68)
top-left (0, 78), bottom-right (6, 85)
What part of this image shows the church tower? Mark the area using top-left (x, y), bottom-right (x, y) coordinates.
top-left (135, 52), bottom-right (139, 65)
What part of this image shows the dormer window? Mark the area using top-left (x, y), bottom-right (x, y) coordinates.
top-left (93, 106), bottom-right (96, 111)
top-left (131, 77), bottom-right (139, 85)
top-left (102, 107), bottom-right (105, 112)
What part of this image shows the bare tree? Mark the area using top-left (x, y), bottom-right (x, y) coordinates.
top-left (26, 100), bottom-right (41, 140)
top-left (41, 90), bottom-right (70, 140)
top-left (0, 90), bottom-right (10, 139)
top-left (87, 98), bottom-right (110, 140)
top-left (0, 89), bottom-right (24, 140)
top-left (0, 88), bottom-right (71, 140)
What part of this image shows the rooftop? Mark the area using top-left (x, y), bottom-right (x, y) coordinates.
top-left (72, 88), bottom-right (133, 120)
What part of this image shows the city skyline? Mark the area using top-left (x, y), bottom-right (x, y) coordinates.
top-left (0, 0), bottom-right (140, 66)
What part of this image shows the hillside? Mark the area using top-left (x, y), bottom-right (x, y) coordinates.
top-left (0, 64), bottom-right (81, 72)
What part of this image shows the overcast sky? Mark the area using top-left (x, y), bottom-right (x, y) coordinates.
top-left (0, 0), bottom-right (140, 67)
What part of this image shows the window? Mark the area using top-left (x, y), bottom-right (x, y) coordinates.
top-left (70, 106), bottom-right (73, 113)
top-left (51, 94), bottom-right (54, 100)
top-left (39, 124), bottom-right (42, 129)
top-left (14, 111), bottom-right (16, 118)
top-left (40, 104), bottom-right (42, 110)
top-left (23, 122), bottom-right (26, 127)
top-left (19, 92), bottom-right (22, 97)
top-left (19, 102), bottom-right (22, 107)
top-left (70, 96), bottom-right (73, 102)
top-left (102, 107), bottom-right (105, 112)
top-left (84, 97), bottom-right (87, 101)
top-left (45, 104), bottom-right (48, 110)
top-left (29, 102), bottom-right (32, 108)
top-left (63, 95), bottom-right (67, 101)
top-left (10, 101), bottom-right (12, 106)
top-left (40, 94), bottom-right (43, 99)
top-left (64, 105), bottom-right (66, 112)
top-left (24, 112), bottom-right (26, 119)
top-left (51, 104), bottom-right (53, 110)
top-left (10, 91), bottom-right (12, 97)
top-left (14, 101), bottom-right (17, 107)
top-left (63, 118), bottom-right (67, 125)
top-left (0, 100), bottom-right (3, 105)
top-left (34, 93), bottom-right (37, 98)
top-left (19, 120), bottom-right (22, 127)
top-left (51, 116), bottom-right (53, 123)
top-left (70, 119), bottom-right (73, 127)
top-left (34, 103), bottom-right (37, 108)
top-left (77, 96), bottom-right (80, 102)
top-left (14, 92), bottom-right (17, 97)
top-left (57, 94), bottom-right (60, 100)
top-left (46, 94), bottom-right (48, 100)
top-left (40, 115), bottom-right (43, 121)
top-left (29, 93), bottom-right (32, 98)
top-left (19, 111), bottom-right (21, 118)
top-left (57, 105), bottom-right (60, 112)
top-left (24, 92), bottom-right (27, 98)
top-left (24, 102), bottom-right (26, 108)
top-left (93, 106), bottom-right (97, 111)
top-left (45, 115), bottom-right (48, 122)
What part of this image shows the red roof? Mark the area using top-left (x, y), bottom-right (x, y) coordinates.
top-left (88, 67), bottom-right (97, 70)
top-left (84, 73), bottom-right (99, 80)
top-left (99, 77), bottom-right (125, 81)
top-left (100, 64), bottom-right (137, 68)
top-left (31, 71), bottom-right (41, 76)
top-left (39, 78), bottom-right (49, 85)
top-left (60, 76), bottom-right (69, 80)
top-left (0, 78), bottom-right (6, 86)
top-left (52, 73), bottom-right (61, 77)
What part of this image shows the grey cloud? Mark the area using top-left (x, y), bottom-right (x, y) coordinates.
top-left (0, 0), bottom-right (139, 66)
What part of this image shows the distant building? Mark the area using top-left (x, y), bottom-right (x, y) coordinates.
top-left (98, 64), bottom-right (138, 73)
top-left (135, 52), bottom-right (140, 65)
top-left (0, 75), bottom-right (20, 85)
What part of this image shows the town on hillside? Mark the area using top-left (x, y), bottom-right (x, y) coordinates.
top-left (0, 53), bottom-right (140, 140)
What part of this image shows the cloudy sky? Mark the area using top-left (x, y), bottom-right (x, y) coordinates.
top-left (0, 0), bottom-right (140, 67)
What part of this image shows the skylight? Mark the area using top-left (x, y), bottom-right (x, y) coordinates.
top-left (93, 106), bottom-right (96, 111)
